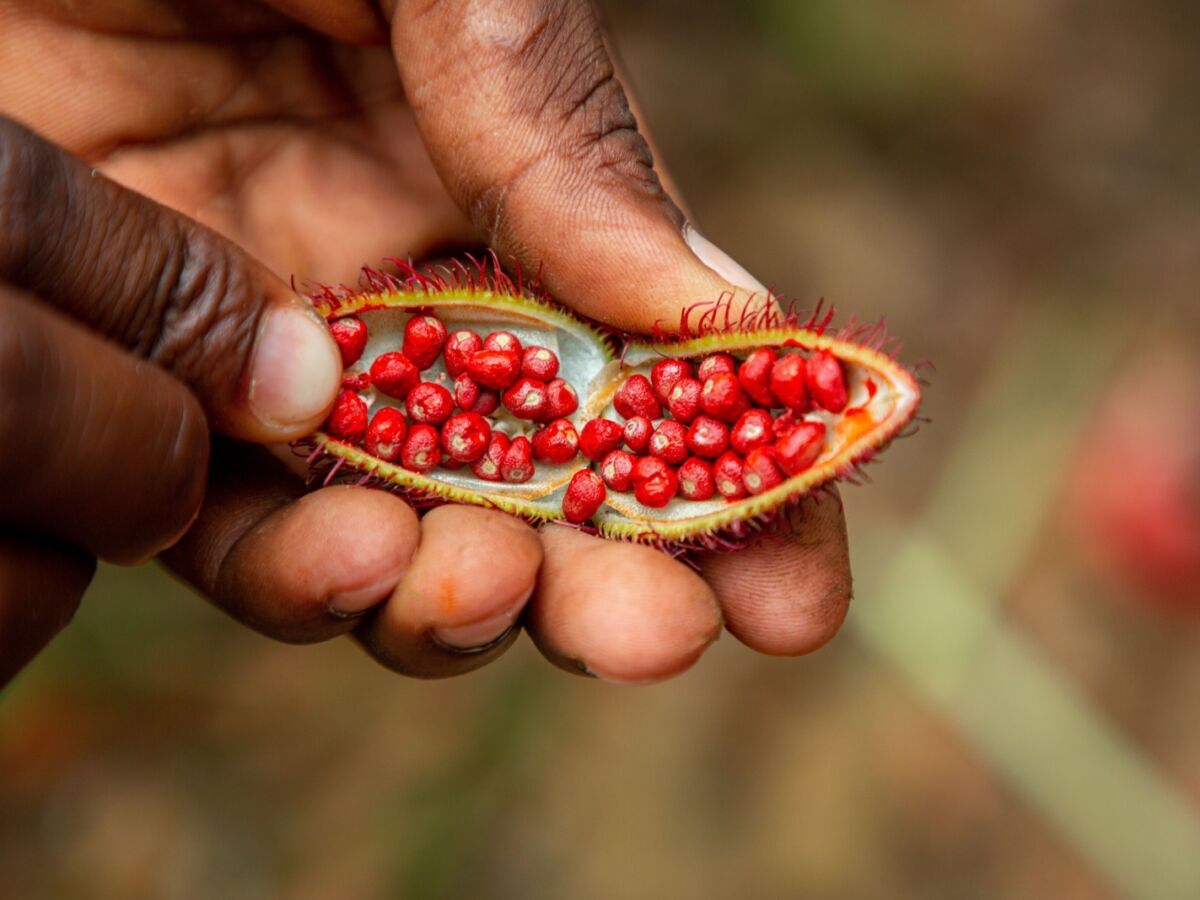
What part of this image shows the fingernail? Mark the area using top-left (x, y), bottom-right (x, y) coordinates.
top-left (431, 588), bottom-right (530, 651)
top-left (684, 224), bottom-right (768, 293)
top-left (248, 305), bottom-right (342, 430)
top-left (328, 578), bottom-right (398, 619)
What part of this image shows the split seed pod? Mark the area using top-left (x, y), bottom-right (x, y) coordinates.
top-left (303, 262), bottom-right (921, 551)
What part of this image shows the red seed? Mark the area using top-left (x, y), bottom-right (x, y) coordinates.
top-left (483, 330), bottom-right (522, 355)
top-left (775, 420), bottom-right (827, 476)
top-left (613, 373), bottom-right (662, 420)
top-left (502, 377), bottom-right (549, 420)
top-left (370, 351), bottom-right (420, 399)
top-left (806, 350), bottom-right (848, 413)
top-left (440, 458), bottom-right (466, 470)
top-left (501, 436), bottom-right (535, 483)
top-left (678, 457), bottom-right (716, 501)
top-left (532, 418), bottom-right (580, 465)
top-left (364, 407), bottom-right (407, 462)
top-left (406, 382), bottom-right (454, 424)
top-left (650, 359), bottom-right (693, 406)
top-left (600, 449), bottom-right (636, 491)
top-left (666, 376), bottom-right (703, 423)
top-left (770, 354), bottom-right (810, 413)
top-left (329, 317), bottom-right (368, 368)
top-left (453, 372), bottom-right (480, 410)
top-left (698, 352), bottom-right (736, 381)
top-left (713, 452), bottom-right (748, 500)
top-left (650, 420), bottom-right (689, 465)
top-left (738, 348), bottom-right (778, 407)
top-left (742, 446), bottom-right (784, 495)
top-left (444, 329), bottom-right (483, 377)
top-left (700, 373), bottom-right (750, 422)
top-left (521, 345), bottom-right (560, 381)
top-left (562, 470), bottom-right (606, 524)
top-left (772, 409), bottom-right (800, 438)
top-left (467, 349), bottom-right (521, 390)
top-left (325, 390), bottom-right (368, 442)
top-left (341, 371), bottom-right (372, 392)
top-left (731, 409), bottom-right (775, 455)
top-left (401, 423), bottom-right (441, 472)
top-left (441, 412), bottom-right (491, 462)
top-left (471, 389), bottom-right (501, 416)
top-left (472, 431), bottom-right (510, 481)
top-left (403, 314), bottom-right (447, 369)
top-left (580, 418), bottom-right (625, 462)
top-left (543, 378), bottom-right (579, 419)
top-left (686, 415), bottom-right (730, 459)
top-left (623, 415), bottom-right (653, 453)
top-left (633, 456), bottom-right (678, 508)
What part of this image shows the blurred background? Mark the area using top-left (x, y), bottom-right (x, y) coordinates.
top-left (3, 0), bottom-right (1200, 897)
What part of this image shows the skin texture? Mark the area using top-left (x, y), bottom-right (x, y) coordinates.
top-left (0, 0), bottom-right (852, 685)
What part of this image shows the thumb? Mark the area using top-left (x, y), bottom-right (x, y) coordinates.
top-left (385, 0), bottom-right (768, 334)
top-left (0, 116), bottom-right (341, 442)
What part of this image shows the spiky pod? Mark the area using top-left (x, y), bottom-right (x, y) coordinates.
top-left (300, 260), bottom-right (921, 551)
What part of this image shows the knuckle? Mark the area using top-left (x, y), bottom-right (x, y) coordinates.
top-left (137, 224), bottom-right (261, 393)
top-left (0, 116), bottom-right (53, 280)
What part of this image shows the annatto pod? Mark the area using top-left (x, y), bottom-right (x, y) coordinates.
top-left (301, 261), bottom-right (922, 551)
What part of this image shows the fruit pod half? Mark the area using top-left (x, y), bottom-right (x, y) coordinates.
top-left (303, 265), bottom-right (921, 550)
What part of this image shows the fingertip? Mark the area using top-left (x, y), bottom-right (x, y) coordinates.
top-left (531, 527), bottom-right (722, 685)
top-left (243, 302), bottom-right (341, 440)
top-left (701, 494), bottom-right (853, 656)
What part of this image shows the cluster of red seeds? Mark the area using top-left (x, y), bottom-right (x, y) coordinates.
top-left (581, 347), bottom-right (846, 516)
top-left (325, 313), bottom-right (583, 487)
top-left (323, 312), bottom-right (847, 526)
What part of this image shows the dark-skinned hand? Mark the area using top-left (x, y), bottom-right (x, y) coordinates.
top-left (0, 0), bottom-right (851, 687)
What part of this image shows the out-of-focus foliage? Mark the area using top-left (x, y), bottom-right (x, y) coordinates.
top-left (2, 1), bottom-right (1199, 898)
